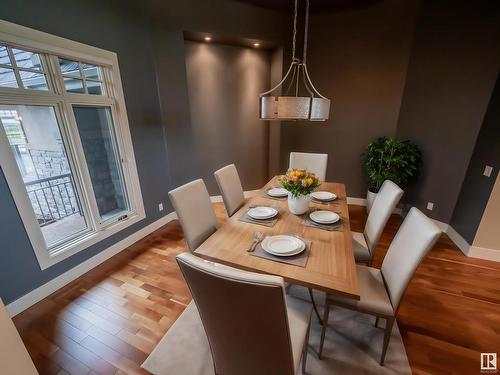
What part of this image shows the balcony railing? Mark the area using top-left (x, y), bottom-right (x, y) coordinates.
top-left (25, 173), bottom-right (82, 226)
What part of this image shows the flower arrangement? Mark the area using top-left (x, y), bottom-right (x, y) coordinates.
top-left (279, 168), bottom-right (321, 198)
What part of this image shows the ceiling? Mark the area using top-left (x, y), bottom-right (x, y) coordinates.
top-left (234, 0), bottom-right (382, 13)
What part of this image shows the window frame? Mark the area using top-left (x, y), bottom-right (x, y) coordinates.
top-left (0, 20), bottom-right (145, 270)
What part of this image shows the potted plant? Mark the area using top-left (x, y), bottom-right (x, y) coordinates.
top-left (279, 168), bottom-right (321, 215)
top-left (362, 137), bottom-right (422, 213)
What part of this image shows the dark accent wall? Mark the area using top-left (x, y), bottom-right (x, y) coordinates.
top-left (279, 0), bottom-right (420, 197)
top-left (150, 0), bottom-right (288, 190)
top-left (396, 0), bottom-right (500, 222)
top-left (184, 41), bottom-right (271, 194)
top-left (0, 0), bottom-right (168, 305)
top-left (450, 75), bottom-right (500, 243)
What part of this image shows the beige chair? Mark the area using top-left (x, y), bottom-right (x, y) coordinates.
top-left (214, 164), bottom-right (245, 217)
top-left (354, 180), bottom-right (404, 265)
top-left (177, 253), bottom-right (313, 375)
top-left (168, 179), bottom-right (218, 251)
top-left (319, 207), bottom-right (441, 365)
top-left (289, 152), bottom-right (328, 181)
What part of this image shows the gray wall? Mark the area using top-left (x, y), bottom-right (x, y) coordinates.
top-left (185, 41), bottom-right (271, 194)
top-left (279, 0), bottom-right (420, 197)
top-left (0, 0), bottom-right (287, 304)
top-left (151, 0), bottom-right (287, 189)
top-left (396, 0), bottom-right (500, 222)
top-left (450, 75), bottom-right (500, 243)
top-left (0, 0), bottom-right (169, 305)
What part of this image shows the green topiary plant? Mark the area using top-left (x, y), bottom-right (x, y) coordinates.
top-left (362, 136), bottom-right (422, 193)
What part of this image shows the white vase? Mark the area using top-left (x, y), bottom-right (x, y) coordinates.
top-left (287, 193), bottom-right (311, 215)
top-left (366, 189), bottom-right (377, 214)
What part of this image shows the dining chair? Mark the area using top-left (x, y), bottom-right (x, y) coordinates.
top-left (168, 179), bottom-right (218, 252)
top-left (353, 180), bottom-right (404, 265)
top-left (289, 152), bottom-right (328, 181)
top-left (319, 207), bottom-right (441, 365)
top-left (214, 164), bottom-right (245, 217)
top-left (176, 252), bottom-right (313, 375)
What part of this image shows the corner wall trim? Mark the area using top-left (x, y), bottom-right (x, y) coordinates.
top-left (468, 246), bottom-right (500, 262)
top-left (6, 212), bottom-right (178, 317)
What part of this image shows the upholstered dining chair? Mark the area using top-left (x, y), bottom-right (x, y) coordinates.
top-left (353, 180), bottom-right (404, 265)
top-left (168, 179), bottom-right (218, 252)
top-left (319, 207), bottom-right (441, 365)
top-left (176, 252), bottom-right (313, 375)
top-left (289, 152), bottom-right (328, 181)
top-left (214, 164), bottom-right (245, 217)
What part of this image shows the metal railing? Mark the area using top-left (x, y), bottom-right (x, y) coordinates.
top-left (25, 173), bottom-right (82, 226)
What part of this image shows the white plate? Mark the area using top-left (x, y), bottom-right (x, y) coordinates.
top-left (311, 191), bottom-right (337, 201)
top-left (309, 210), bottom-right (340, 225)
top-left (267, 187), bottom-right (288, 198)
top-left (247, 206), bottom-right (278, 220)
top-left (262, 235), bottom-right (305, 257)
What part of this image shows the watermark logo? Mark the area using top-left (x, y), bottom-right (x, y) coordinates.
top-left (482, 353), bottom-right (498, 373)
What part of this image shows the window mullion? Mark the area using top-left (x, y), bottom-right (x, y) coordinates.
top-left (59, 100), bottom-right (103, 232)
top-left (6, 47), bottom-right (24, 89)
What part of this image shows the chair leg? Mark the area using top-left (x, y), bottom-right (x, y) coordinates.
top-left (318, 302), bottom-right (330, 360)
top-left (302, 321), bottom-right (311, 374)
top-left (308, 288), bottom-right (323, 325)
top-left (380, 317), bottom-right (395, 366)
top-left (375, 317), bottom-right (379, 328)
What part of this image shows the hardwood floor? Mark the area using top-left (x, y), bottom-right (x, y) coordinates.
top-left (13, 203), bottom-right (500, 375)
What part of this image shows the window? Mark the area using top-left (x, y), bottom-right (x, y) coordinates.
top-left (0, 21), bottom-right (144, 269)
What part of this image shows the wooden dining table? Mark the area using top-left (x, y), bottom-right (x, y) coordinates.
top-left (195, 176), bottom-right (360, 300)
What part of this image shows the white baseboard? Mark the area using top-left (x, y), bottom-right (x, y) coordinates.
top-left (445, 225), bottom-right (471, 255)
top-left (432, 219), bottom-right (449, 233)
top-left (6, 212), bottom-right (178, 317)
top-left (428, 219), bottom-right (473, 256)
top-left (468, 246), bottom-right (500, 262)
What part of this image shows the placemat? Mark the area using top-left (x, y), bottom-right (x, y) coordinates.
top-left (261, 187), bottom-right (287, 201)
top-left (250, 237), bottom-right (312, 268)
top-left (304, 208), bottom-right (344, 231)
top-left (238, 205), bottom-right (280, 227)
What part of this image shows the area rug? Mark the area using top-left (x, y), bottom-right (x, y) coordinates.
top-left (142, 286), bottom-right (411, 375)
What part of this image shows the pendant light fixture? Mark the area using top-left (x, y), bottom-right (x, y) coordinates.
top-left (259, 0), bottom-right (331, 121)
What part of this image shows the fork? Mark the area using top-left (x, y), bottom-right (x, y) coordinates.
top-left (247, 231), bottom-right (263, 252)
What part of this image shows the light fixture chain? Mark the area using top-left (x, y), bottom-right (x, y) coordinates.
top-left (303, 0), bottom-right (310, 64)
top-left (292, 0), bottom-right (298, 60)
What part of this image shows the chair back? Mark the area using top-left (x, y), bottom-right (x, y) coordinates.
top-left (176, 253), bottom-right (295, 375)
top-left (214, 164), bottom-right (245, 217)
top-left (168, 179), bottom-right (217, 251)
top-left (364, 180), bottom-right (404, 256)
top-left (381, 207), bottom-right (441, 310)
top-left (289, 152), bottom-right (328, 181)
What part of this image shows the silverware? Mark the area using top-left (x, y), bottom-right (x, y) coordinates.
top-left (247, 231), bottom-right (263, 252)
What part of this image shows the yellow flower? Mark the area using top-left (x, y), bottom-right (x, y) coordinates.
top-left (306, 177), bottom-right (313, 186)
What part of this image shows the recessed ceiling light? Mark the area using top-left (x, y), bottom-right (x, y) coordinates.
top-left (253, 43), bottom-right (260, 47)
top-left (204, 36), bottom-right (212, 42)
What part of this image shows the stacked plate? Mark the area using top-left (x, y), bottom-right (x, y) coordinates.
top-left (247, 206), bottom-right (278, 220)
top-left (309, 210), bottom-right (340, 225)
top-left (311, 191), bottom-right (337, 202)
top-left (261, 235), bottom-right (305, 257)
top-left (267, 187), bottom-right (288, 198)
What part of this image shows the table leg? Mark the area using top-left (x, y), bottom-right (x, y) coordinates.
top-left (308, 288), bottom-right (323, 325)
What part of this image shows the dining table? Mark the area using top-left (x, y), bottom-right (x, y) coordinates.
top-left (194, 176), bottom-right (360, 302)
